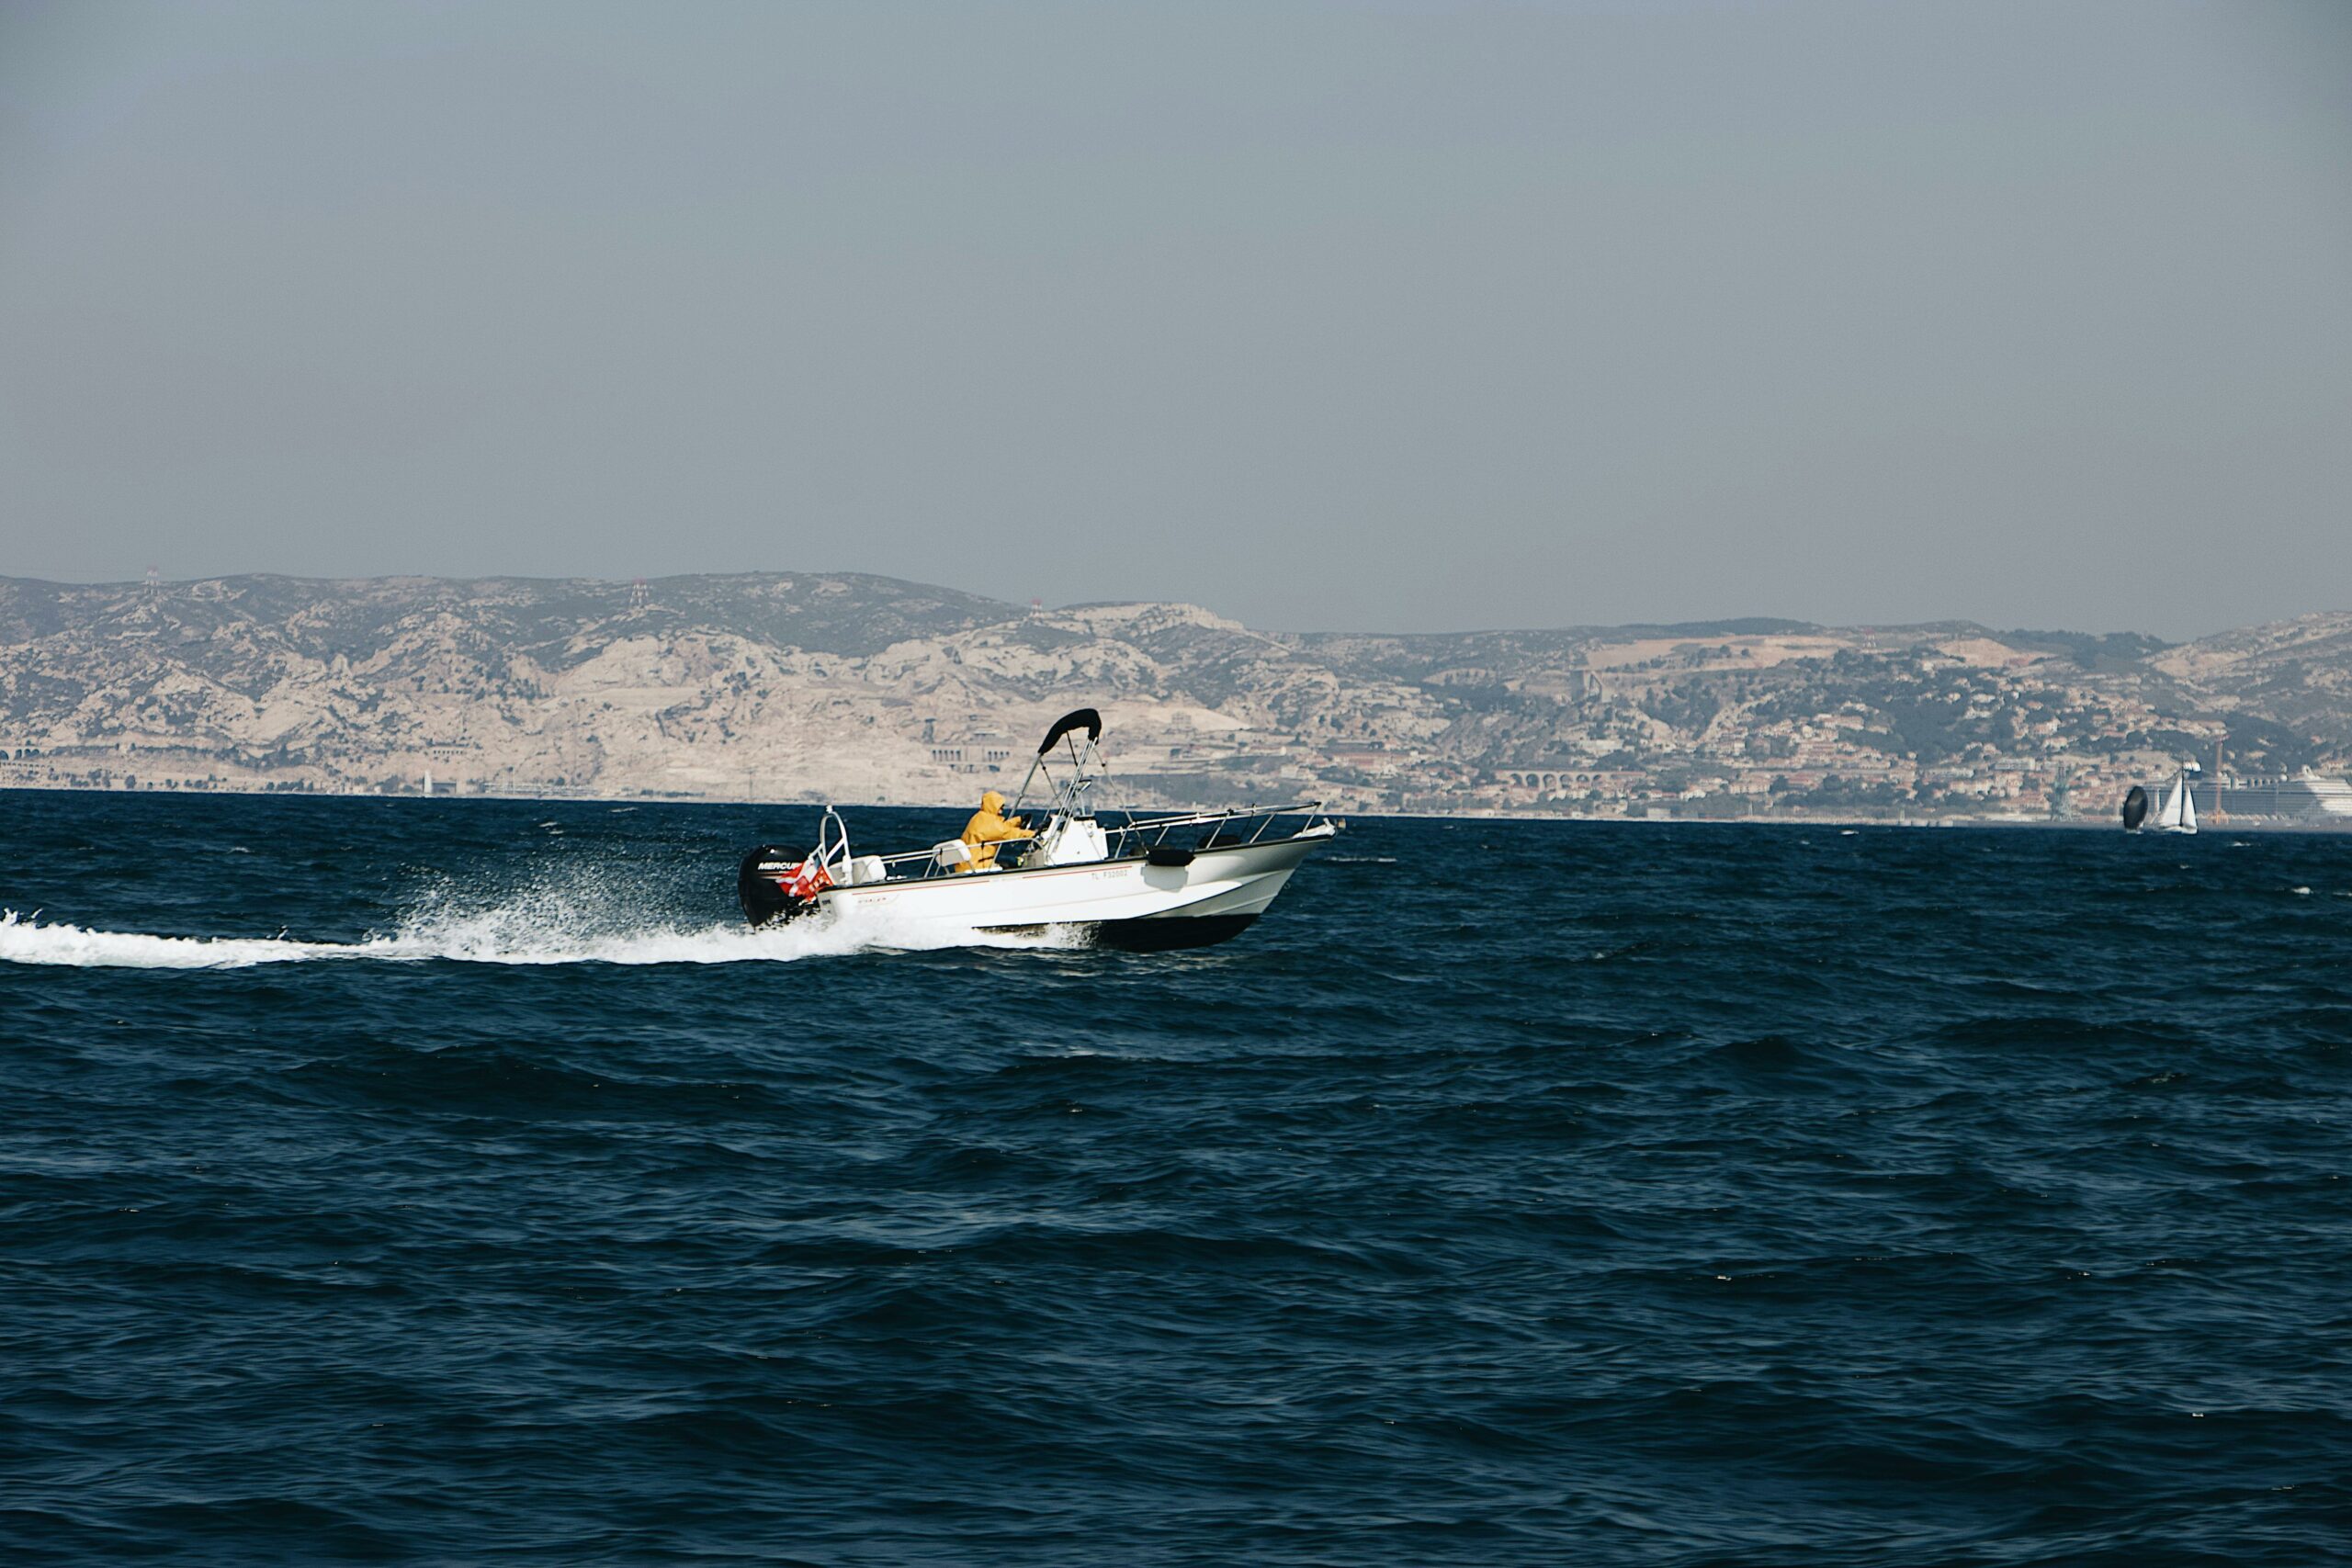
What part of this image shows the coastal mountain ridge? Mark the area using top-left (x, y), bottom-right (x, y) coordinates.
top-left (3, 572), bottom-right (2346, 818)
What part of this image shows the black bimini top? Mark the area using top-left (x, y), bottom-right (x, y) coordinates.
top-left (1038, 707), bottom-right (1102, 755)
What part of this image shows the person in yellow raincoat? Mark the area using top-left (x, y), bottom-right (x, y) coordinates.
top-left (956, 790), bottom-right (1036, 872)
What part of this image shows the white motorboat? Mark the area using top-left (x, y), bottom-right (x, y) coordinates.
top-left (735, 709), bottom-right (1339, 950)
top-left (2123, 761), bottom-right (2199, 835)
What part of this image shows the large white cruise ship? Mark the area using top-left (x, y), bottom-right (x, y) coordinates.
top-left (2211, 769), bottom-right (2352, 821)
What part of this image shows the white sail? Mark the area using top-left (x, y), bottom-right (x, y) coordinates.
top-left (2149, 768), bottom-right (2199, 834)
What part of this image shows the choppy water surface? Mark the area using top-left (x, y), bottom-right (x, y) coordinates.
top-left (4, 788), bottom-right (2349, 1565)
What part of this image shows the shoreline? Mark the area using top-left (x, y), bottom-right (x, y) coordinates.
top-left (6, 780), bottom-right (2349, 833)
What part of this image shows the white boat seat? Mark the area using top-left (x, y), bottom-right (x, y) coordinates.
top-left (933, 839), bottom-right (973, 869)
top-left (845, 855), bottom-right (886, 886)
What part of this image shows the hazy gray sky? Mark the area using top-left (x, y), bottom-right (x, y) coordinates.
top-left (2, 1), bottom-right (2347, 637)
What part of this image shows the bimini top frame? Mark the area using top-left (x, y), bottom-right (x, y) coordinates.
top-left (1009, 707), bottom-right (1110, 824)
top-left (1008, 706), bottom-right (1329, 862)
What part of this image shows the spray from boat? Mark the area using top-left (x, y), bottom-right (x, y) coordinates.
top-left (0, 902), bottom-right (1080, 970)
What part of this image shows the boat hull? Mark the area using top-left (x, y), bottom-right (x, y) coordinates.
top-left (786, 825), bottom-right (1332, 947)
top-left (1093, 912), bottom-right (1260, 951)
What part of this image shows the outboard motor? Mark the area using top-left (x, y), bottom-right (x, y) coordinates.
top-left (738, 845), bottom-right (813, 928)
top-left (2120, 785), bottom-right (2149, 832)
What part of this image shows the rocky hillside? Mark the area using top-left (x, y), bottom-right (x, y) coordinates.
top-left (2, 574), bottom-right (2346, 818)
top-left (2151, 613), bottom-right (2352, 753)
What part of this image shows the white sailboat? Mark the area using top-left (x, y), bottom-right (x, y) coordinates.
top-left (2145, 761), bottom-right (2199, 835)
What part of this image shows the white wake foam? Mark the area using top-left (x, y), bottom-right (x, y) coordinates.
top-left (0, 905), bottom-right (1076, 971)
top-left (0, 911), bottom-right (355, 970)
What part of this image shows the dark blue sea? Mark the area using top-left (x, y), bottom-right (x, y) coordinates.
top-left (5, 788), bottom-right (2349, 1565)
